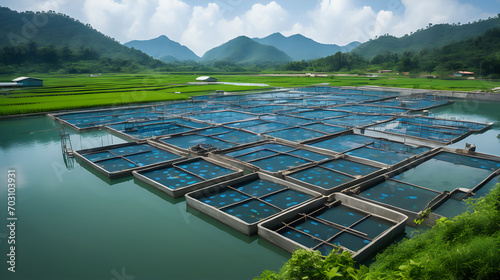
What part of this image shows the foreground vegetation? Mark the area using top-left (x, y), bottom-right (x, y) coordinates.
top-left (1, 73), bottom-right (500, 116)
top-left (256, 184), bottom-right (500, 280)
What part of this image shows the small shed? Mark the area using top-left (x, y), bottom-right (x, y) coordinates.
top-left (454, 71), bottom-right (474, 77)
top-left (13, 77), bottom-right (43, 87)
top-left (196, 76), bottom-right (217, 82)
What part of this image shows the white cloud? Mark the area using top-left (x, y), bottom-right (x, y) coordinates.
top-left (148, 0), bottom-right (191, 41)
top-left (179, 1), bottom-right (289, 56)
top-left (293, 0), bottom-right (491, 46)
top-left (296, 0), bottom-right (392, 45)
top-left (389, 0), bottom-right (487, 37)
top-left (242, 1), bottom-right (288, 36)
top-left (36, 0), bottom-right (65, 11)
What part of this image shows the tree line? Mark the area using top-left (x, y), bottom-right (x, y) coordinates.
top-left (282, 27), bottom-right (500, 77)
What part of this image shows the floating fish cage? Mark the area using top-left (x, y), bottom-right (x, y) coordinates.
top-left (209, 141), bottom-right (333, 176)
top-left (227, 119), bottom-right (292, 134)
top-left (160, 100), bottom-right (227, 115)
top-left (300, 98), bottom-right (347, 107)
top-left (369, 96), bottom-right (452, 111)
top-left (283, 157), bottom-right (387, 195)
top-left (49, 105), bottom-right (167, 131)
top-left (185, 172), bottom-right (322, 235)
top-left (364, 115), bottom-right (493, 145)
top-left (304, 132), bottom-right (433, 168)
top-left (236, 104), bottom-right (302, 114)
top-left (285, 109), bottom-right (348, 120)
top-left (345, 148), bottom-right (500, 222)
top-left (324, 114), bottom-right (394, 128)
top-left (155, 127), bottom-right (266, 155)
top-left (133, 157), bottom-right (243, 198)
top-left (333, 104), bottom-right (410, 115)
top-left (258, 193), bottom-right (407, 262)
top-left (105, 117), bottom-right (210, 141)
top-left (182, 110), bottom-right (261, 124)
top-left (259, 114), bottom-right (313, 126)
top-left (264, 126), bottom-right (339, 144)
top-left (74, 141), bottom-right (184, 179)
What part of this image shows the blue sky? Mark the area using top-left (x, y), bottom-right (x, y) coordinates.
top-left (2, 0), bottom-right (499, 56)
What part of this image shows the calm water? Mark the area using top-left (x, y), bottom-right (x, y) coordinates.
top-left (429, 99), bottom-right (500, 156)
top-left (0, 116), bottom-right (288, 280)
top-left (0, 99), bottom-right (499, 280)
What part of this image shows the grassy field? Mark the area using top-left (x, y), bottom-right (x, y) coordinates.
top-left (1, 72), bottom-right (499, 115)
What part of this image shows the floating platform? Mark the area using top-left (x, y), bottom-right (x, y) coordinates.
top-left (304, 132), bottom-right (434, 169)
top-left (105, 117), bottom-right (209, 141)
top-left (258, 193), bottom-right (407, 262)
top-left (74, 141), bottom-right (184, 179)
top-left (185, 172), bottom-right (321, 235)
top-left (345, 148), bottom-right (500, 222)
top-left (133, 157), bottom-right (243, 198)
top-left (155, 127), bottom-right (266, 155)
top-left (364, 115), bottom-right (493, 145)
top-left (209, 140), bottom-right (333, 176)
top-left (283, 157), bottom-right (387, 196)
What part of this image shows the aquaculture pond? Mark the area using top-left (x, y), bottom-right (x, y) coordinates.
top-left (1, 96), bottom-right (499, 280)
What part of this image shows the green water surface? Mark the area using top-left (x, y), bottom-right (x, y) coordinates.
top-left (0, 116), bottom-right (288, 280)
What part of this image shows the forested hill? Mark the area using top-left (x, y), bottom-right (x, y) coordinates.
top-left (201, 36), bottom-right (292, 64)
top-left (283, 26), bottom-right (500, 77)
top-left (353, 16), bottom-right (500, 59)
top-left (124, 35), bottom-right (200, 62)
top-left (0, 7), bottom-right (156, 64)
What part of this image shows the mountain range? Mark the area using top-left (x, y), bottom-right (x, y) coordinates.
top-left (253, 33), bottom-right (360, 61)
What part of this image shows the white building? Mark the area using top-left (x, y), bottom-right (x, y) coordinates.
top-left (196, 76), bottom-right (217, 82)
top-left (12, 77), bottom-right (43, 87)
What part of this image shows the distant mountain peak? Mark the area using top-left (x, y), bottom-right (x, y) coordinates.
top-left (124, 35), bottom-right (199, 62)
top-left (201, 36), bottom-right (292, 64)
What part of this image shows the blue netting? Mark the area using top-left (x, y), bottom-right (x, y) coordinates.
top-left (292, 110), bottom-right (347, 120)
top-left (358, 180), bottom-right (438, 212)
top-left (301, 123), bottom-right (347, 134)
top-left (309, 134), bottom-right (375, 153)
top-left (324, 115), bottom-right (392, 127)
top-left (251, 154), bottom-right (311, 172)
top-left (288, 166), bottom-right (353, 189)
top-left (277, 202), bottom-right (395, 255)
top-left (176, 159), bottom-right (235, 180)
top-left (241, 122), bottom-right (290, 134)
top-left (321, 159), bottom-right (380, 176)
top-left (265, 127), bottom-right (328, 142)
top-left (141, 167), bottom-right (203, 189)
top-left (161, 134), bottom-right (236, 150)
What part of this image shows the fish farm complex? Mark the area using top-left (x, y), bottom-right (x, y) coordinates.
top-left (48, 86), bottom-right (500, 262)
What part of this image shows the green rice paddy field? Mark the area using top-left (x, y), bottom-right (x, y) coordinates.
top-left (1, 73), bottom-right (499, 115)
